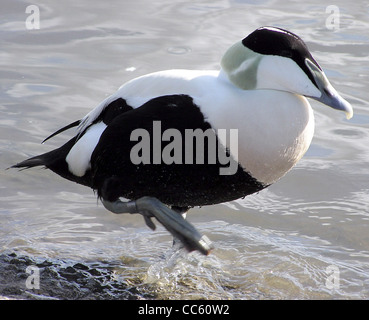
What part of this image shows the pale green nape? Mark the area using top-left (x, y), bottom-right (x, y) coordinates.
top-left (220, 41), bottom-right (262, 90)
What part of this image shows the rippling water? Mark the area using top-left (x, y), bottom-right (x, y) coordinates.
top-left (1, 0), bottom-right (369, 299)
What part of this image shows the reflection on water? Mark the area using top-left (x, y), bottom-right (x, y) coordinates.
top-left (1, 0), bottom-right (369, 299)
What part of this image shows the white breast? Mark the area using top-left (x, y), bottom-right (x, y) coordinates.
top-left (198, 89), bottom-right (315, 185)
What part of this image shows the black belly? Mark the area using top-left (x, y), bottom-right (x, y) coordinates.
top-left (90, 95), bottom-right (266, 207)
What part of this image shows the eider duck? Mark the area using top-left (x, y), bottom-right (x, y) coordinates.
top-left (12, 27), bottom-right (353, 255)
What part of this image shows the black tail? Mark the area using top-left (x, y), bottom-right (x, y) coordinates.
top-left (11, 137), bottom-right (92, 187)
top-left (12, 155), bottom-right (47, 170)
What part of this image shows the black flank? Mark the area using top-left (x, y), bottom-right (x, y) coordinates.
top-left (91, 94), bottom-right (265, 208)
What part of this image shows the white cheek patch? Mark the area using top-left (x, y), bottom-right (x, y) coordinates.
top-left (256, 55), bottom-right (321, 98)
top-left (66, 122), bottom-right (107, 177)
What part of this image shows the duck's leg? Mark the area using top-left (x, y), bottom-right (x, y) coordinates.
top-left (101, 196), bottom-right (213, 255)
top-left (170, 206), bottom-right (189, 251)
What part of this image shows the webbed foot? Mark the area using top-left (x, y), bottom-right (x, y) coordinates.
top-left (101, 196), bottom-right (213, 255)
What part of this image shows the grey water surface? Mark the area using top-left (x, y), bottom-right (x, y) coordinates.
top-left (1, 0), bottom-right (369, 299)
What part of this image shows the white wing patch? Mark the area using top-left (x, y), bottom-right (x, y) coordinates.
top-left (66, 121), bottom-right (107, 177)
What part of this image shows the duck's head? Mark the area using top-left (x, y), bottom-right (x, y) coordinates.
top-left (221, 26), bottom-right (353, 119)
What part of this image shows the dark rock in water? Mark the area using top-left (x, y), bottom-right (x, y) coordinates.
top-left (0, 251), bottom-right (155, 300)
